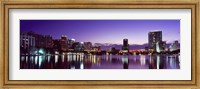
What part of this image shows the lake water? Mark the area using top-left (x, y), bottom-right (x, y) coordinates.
top-left (20, 53), bottom-right (180, 69)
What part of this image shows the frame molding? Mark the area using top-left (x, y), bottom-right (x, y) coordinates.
top-left (0, 0), bottom-right (199, 89)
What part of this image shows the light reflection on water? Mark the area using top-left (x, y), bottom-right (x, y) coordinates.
top-left (20, 53), bottom-right (180, 69)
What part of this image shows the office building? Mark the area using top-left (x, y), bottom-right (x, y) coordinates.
top-left (169, 41), bottom-right (179, 51)
top-left (20, 31), bottom-right (54, 50)
top-left (20, 32), bottom-right (35, 50)
top-left (148, 31), bottom-right (162, 51)
top-left (67, 38), bottom-right (76, 49)
top-left (60, 35), bottom-right (67, 51)
top-left (156, 41), bottom-right (166, 53)
top-left (122, 38), bottom-right (129, 52)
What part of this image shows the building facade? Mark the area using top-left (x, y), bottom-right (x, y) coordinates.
top-left (20, 31), bottom-right (53, 50)
top-left (67, 38), bottom-right (76, 49)
top-left (72, 42), bottom-right (84, 52)
top-left (169, 41), bottom-right (179, 51)
top-left (122, 38), bottom-right (129, 52)
top-left (60, 35), bottom-right (67, 51)
top-left (20, 32), bottom-right (35, 50)
top-left (148, 31), bottom-right (162, 51)
top-left (156, 41), bottom-right (166, 53)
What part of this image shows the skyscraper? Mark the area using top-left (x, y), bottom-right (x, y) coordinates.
top-left (169, 40), bottom-right (179, 51)
top-left (122, 38), bottom-right (129, 52)
top-left (60, 35), bottom-right (67, 51)
top-left (148, 31), bottom-right (162, 51)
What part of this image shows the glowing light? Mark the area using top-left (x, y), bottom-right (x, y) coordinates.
top-left (55, 51), bottom-right (59, 54)
top-left (38, 49), bottom-right (44, 54)
top-left (39, 50), bottom-right (43, 54)
top-left (71, 38), bottom-right (75, 41)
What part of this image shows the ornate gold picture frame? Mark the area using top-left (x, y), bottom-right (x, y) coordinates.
top-left (0, 0), bottom-right (199, 89)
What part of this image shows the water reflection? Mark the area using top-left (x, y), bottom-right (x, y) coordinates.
top-left (122, 55), bottom-right (128, 69)
top-left (20, 53), bottom-right (180, 69)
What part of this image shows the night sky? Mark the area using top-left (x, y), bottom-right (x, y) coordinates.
top-left (20, 20), bottom-right (180, 45)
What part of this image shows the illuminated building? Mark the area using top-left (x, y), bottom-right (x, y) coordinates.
top-left (156, 41), bottom-right (166, 53)
top-left (20, 32), bottom-right (35, 49)
top-left (67, 38), bottom-right (76, 49)
top-left (122, 38), bottom-right (129, 52)
top-left (60, 35), bottom-right (67, 51)
top-left (20, 32), bottom-right (54, 55)
top-left (148, 31), bottom-right (162, 51)
top-left (72, 42), bottom-right (84, 52)
top-left (20, 32), bottom-right (54, 49)
top-left (169, 41), bottom-right (179, 51)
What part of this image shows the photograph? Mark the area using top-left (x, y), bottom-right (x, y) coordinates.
top-left (1, 1), bottom-right (198, 88)
top-left (20, 20), bottom-right (180, 69)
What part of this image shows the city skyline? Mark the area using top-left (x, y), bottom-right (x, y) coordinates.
top-left (20, 20), bottom-right (180, 45)
top-left (20, 20), bottom-right (180, 69)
